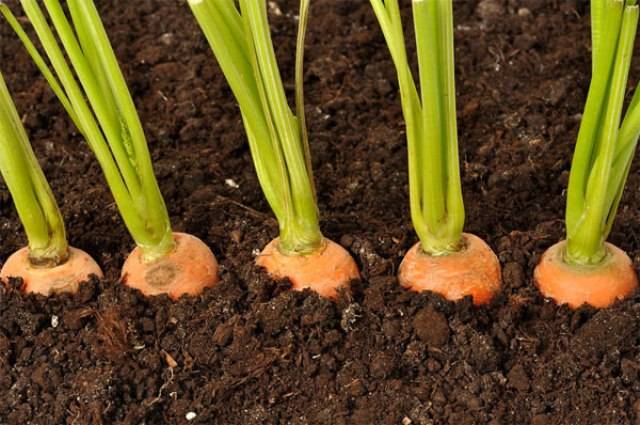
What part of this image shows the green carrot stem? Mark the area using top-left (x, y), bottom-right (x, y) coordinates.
top-left (566, 1), bottom-right (639, 265)
top-left (190, 0), bottom-right (323, 255)
top-left (5, 0), bottom-right (174, 261)
top-left (371, 0), bottom-right (464, 255)
top-left (0, 70), bottom-right (68, 265)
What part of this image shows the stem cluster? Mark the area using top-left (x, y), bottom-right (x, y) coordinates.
top-left (189, 0), bottom-right (322, 255)
top-left (370, 0), bottom-right (465, 255)
top-left (0, 71), bottom-right (67, 266)
top-left (1, 0), bottom-right (173, 261)
top-left (566, 0), bottom-right (640, 265)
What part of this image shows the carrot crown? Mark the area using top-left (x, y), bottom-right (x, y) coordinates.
top-left (1, 0), bottom-right (174, 262)
top-left (189, 0), bottom-right (323, 256)
top-left (565, 0), bottom-right (640, 265)
top-left (370, 0), bottom-right (465, 255)
top-left (0, 70), bottom-right (68, 266)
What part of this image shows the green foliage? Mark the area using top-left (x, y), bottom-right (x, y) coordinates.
top-left (370, 0), bottom-right (465, 255)
top-left (1, 0), bottom-right (173, 261)
top-left (0, 70), bottom-right (67, 265)
top-left (565, 0), bottom-right (640, 265)
top-left (189, 0), bottom-right (322, 255)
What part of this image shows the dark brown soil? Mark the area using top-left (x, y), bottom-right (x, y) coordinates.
top-left (0, 0), bottom-right (639, 424)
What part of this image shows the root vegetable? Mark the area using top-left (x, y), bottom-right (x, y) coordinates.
top-left (122, 233), bottom-right (218, 300)
top-left (1, 247), bottom-right (102, 296)
top-left (257, 238), bottom-right (359, 299)
top-left (399, 233), bottom-right (501, 305)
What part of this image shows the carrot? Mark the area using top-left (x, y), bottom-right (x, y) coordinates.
top-left (190, 0), bottom-right (359, 298)
top-left (371, 0), bottom-right (501, 303)
top-left (257, 238), bottom-right (359, 299)
top-left (121, 232), bottom-right (218, 300)
top-left (535, 241), bottom-right (637, 308)
top-left (3, 0), bottom-right (219, 298)
top-left (1, 247), bottom-right (102, 296)
top-left (399, 233), bottom-right (501, 305)
top-left (535, 0), bottom-right (640, 308)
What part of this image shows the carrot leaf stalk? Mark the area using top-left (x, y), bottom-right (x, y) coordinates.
top-left (0, 70), bottom-right (67, 266)
top-left (0, 67), bottom-right (103, 295)
top-left (189, 0), bottom-right (359, 298)
top-left (1, 0), bottom-right (173, 262)
top-left (371, 0), bottom-right (500, 305)
top-left (565, 0), bottom-right (640, 266)
top-left (188, 0), bottom-right (321, 256)
top-left (2, 0), bottom-right (219, 299)
top-left (535, 0), bottom-right (640, 309)
top-left (370, 0), bottom-right (464, 255)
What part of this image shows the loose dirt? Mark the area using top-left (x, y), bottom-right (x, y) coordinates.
top-left (0, 1), bottom-right (638, 424)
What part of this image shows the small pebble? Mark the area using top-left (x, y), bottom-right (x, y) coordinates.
top-left (225, 178), bottom-right (240, 188)
top-left (186, 411), bottom-right (197, 421)
top-left (476, 0), bottom-right (504, 22)
top-left (51, 315), bottom-right (59, 328)
top-left (268, 1), bottom-right (282, 15)
top-left (517, 7), bottom-right (531, 17)
top-left (159, 33), bottom-right (175, 46)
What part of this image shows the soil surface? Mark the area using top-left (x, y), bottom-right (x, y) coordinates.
top-left (0, 0), bottom-right (639, 424)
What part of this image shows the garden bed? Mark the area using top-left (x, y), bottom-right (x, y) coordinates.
top-left (0, 0), bottom-right (639, 424)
